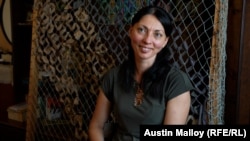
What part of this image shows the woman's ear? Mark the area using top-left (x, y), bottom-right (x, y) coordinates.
top-left (163, 37), bottom-right (169, 47)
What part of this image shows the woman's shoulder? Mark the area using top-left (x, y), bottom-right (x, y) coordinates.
top-left (105, 65), bottom-right (121, 73)
top-left (102, 65), bottom-right (122, 78)
top-left (164, 67), bottom-right (194, 99)
top-left (166, 67), bottom-right (193, 87)
top-left (168, 67), bottom-right (189, 78)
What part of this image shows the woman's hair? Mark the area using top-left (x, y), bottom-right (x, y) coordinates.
top-left (131, 5), bottom-right (173, 36)
top-left (119, 5), bottom-right (174, 99)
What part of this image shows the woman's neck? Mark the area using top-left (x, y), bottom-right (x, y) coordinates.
top-left (134, 59), bottom-right (154, 83)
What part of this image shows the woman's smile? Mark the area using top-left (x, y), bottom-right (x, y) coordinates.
top-left (139, 46), bottom-right (152, 53)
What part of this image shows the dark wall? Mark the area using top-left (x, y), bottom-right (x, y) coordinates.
top-left (225, 0), bottom-right (250, 124)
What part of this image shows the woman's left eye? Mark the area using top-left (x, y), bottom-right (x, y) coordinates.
top-left (154, 32), bottom-right (162, 38)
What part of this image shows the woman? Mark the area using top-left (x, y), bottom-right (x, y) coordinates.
top-left (88, 5), bottom-right (194, 141)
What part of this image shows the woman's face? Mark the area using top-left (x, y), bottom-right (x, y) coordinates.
top-left (129, 14), bottom-right (169, 61)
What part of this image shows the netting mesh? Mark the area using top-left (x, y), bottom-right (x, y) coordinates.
top-left (26, 0), bottom-right (227, 140)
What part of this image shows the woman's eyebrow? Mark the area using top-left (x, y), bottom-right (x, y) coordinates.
top-left (139, 24), bottom-right (164, 32)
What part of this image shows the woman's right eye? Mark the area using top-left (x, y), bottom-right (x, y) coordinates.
top-left (137, 27), bottom-right (146, 34)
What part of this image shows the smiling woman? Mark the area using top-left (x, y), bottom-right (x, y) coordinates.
top-left (0, 0), bottom-right (12, 53)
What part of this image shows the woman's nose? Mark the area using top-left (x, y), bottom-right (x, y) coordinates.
top-left (143, 33), bottom-right (153, 44)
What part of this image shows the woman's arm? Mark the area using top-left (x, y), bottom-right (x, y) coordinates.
top-left (88, 89), bottom-right (112, 141)
top-left (163, 91), bottom-right (191, 124)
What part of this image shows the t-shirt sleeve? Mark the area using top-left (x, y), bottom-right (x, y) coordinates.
top-left (165, 68), bottom-right (194, 101)
top-left (100, 68), bottom-right (116, 102)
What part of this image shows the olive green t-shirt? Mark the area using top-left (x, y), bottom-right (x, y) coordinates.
top-left (101, 66), bottom-right (194, 141)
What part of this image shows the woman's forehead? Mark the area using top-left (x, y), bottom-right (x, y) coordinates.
top-left (136, 15), bottom-right (164, 31)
